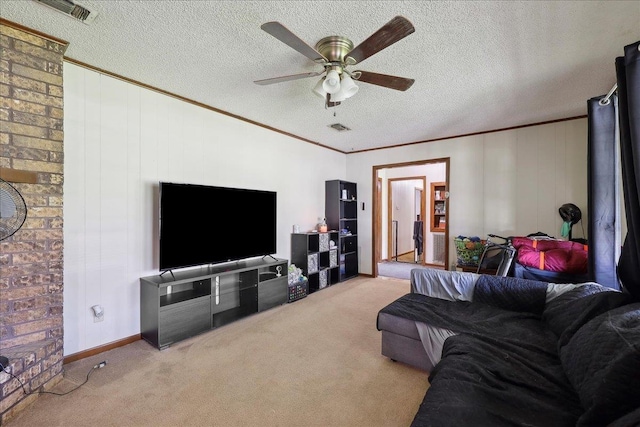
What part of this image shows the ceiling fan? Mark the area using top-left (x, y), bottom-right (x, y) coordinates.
top-left (254, 16), bottom-right (415, 107)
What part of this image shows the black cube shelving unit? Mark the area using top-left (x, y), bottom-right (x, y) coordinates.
top-left (325, 180), bottom-right (358, 281)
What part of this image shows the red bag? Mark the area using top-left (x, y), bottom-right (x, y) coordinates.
top-left (512, 237), bottom-right (588, 274)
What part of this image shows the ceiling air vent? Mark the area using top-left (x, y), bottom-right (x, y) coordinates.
top-left (329, 123), bottom-right (351, 132)
top-left (34, 0), bottom-right (98, 24)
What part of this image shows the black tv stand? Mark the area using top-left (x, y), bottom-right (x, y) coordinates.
top-left (140, 257), bottom-right (289, 349)
top-left (159, 269), bottom-right (176, 280)
top-left (262, 254), bottom-right (278, 262)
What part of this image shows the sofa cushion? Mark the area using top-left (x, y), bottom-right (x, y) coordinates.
top-left (560, 303), bottom-right (640, 426)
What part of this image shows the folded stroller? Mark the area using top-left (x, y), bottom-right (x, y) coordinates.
top-left (476, 234), bottom-right (517, 277)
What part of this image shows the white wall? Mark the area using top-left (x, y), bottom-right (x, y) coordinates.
top-left (63, 63), bottom-right (346, 355)
top-left (347, 119), bottom-right (588, 274)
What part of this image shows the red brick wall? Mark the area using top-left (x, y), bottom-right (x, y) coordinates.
top-left (0, 20), bottom-right (67, 423)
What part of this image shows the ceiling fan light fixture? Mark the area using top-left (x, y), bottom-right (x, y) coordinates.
top-left (313, 77), bottom-right (327, 98)
top-left (323, 69), bottom-right (341, 94)
top-left (338, 74), bottom-right (359, 99)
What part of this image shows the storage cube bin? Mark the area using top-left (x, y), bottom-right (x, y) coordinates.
top-left (329, 250), bottom-right (338, 268)
top-left (319, 233), bottom-right (329, 251)
top-left (307, 253), bottom-right (318, 273)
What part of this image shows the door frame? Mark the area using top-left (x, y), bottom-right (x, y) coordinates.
top-left (372, 158), bottom-right (450, 277)
top-left (375, 177), bottom-right (382, 266)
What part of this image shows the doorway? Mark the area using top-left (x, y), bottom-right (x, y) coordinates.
top-left (388, 176), bottom-right (426, 263)
top-left (372, 158), bottom-right (450, 279)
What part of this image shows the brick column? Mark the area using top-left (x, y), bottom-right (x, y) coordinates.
top-left (0, 20), bottom-right (67, 423)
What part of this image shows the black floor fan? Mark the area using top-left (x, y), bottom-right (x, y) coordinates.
top-left (559, 202), bottom-right (584, 242)
top-left (0, 178), bottom-right (28, 371)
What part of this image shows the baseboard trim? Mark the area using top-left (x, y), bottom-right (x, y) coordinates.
top-left (63, 334), bottom-right (141, 364)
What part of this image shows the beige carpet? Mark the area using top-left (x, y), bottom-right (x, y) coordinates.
top-left (7, 276), bottom-right (429, 427)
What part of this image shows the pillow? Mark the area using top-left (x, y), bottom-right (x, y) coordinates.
top-left (559, 303), bottom-right (640, 426)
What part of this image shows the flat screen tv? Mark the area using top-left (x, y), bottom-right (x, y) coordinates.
top-left (159, 182), bottom-right (277, 271)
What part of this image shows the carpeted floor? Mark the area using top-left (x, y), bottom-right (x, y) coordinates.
top-left (377, 261), bottom-right (424, 280)
top-left (6, 276), bottom-right (429, 427)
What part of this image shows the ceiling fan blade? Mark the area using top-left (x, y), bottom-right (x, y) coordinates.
top-left (254, 71), bottom-right (323, 86)
top-left (353, 71), bottom-right (415, 91)
top-left (345, 16), bottom-right (415, 65)
top-left (261, 22), bottom-right (328, 63)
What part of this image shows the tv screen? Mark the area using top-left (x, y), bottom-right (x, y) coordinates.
top-left (159, 182), bottom-right (277, 271)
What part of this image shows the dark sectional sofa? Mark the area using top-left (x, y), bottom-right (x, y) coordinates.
top-left (377, 268), bottom-right (640, 427)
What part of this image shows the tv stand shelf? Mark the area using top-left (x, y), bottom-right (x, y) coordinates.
top-left (141, 257), bottom-right (288, 349)
top-left (160, 288), bottom-right (210, 307)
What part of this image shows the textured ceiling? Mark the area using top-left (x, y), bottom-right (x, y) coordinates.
top-left (2, 1), bottom-right (639, 153)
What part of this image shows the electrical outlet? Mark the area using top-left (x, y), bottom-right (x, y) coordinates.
top-left (91, 305), bottom-right (104, 322)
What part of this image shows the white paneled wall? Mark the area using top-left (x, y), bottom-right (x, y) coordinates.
top-left (347, 119), bottom-right (587, 274)
top-left (63, 61), bottom-right (588, 355)
top-left (63, 63), bottom-right (346, 355)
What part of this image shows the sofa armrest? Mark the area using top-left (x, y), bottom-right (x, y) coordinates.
top-left (473, 274), bottom-right (549, 313)
top-left (410, 268), bottom-right (479, 302)
top-left (411, 267), bottom-right (553, 314)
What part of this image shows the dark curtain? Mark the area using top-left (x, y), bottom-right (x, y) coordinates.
top-left (587, 95), bottom-right (618, 289)
top-left (616, 41), bottom-right (640, 300)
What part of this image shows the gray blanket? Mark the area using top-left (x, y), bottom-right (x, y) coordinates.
top-left (378, 284), bottom-right (639, 427)
top-left (378, 292), bottom-right (582, 426)
top-left (473, 274), bottom-right (548, 313)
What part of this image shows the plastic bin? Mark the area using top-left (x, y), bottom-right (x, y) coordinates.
top-left (288, 278), bottom-right (308, 302)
